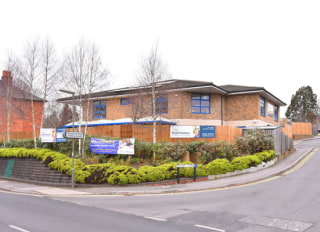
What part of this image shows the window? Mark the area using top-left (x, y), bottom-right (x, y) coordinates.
top-left (191, 93), bottom-right (210, 114)
top-left (260, 96), bottom-right (265, 117)
top-left (154, 94), bottom-right (168, 114)
top-left (120, 98), bottom-right (135, 105)
top-left (275, 105), bottom-right (279, 122)
top-left (93, 100), bottom-right (106, 119)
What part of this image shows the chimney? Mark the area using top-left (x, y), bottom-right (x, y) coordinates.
top-left (2, 70), bottom-right (13, 86)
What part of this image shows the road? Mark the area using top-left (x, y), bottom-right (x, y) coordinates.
top-left (0, 139), bottom-right (319, 232)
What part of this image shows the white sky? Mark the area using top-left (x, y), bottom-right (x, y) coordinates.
top-left (1, 0), bottom-right (320, 117)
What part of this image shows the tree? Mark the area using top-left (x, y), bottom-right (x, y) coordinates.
top-left (63, 39), bottom-right (109, 156)
top-left (17, 38), bottom-right (41, 148)
top-left (39, 38), bottom-right (61, 129)
top-left (285, 86), bottom-right (318, 122)
top-left (136, 42), bottom-right (170, 159)
top-left (58, 103), bottom-right (79, 128)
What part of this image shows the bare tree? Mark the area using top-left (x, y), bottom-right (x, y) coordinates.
top-left (63, 39), bottom-right (109, 156)
top-left (136, 42), bottom-right (170, 159)
top-left (39, 38), bottom-right (61, 129)
top-left (18, 38), bottom-right (41, 148)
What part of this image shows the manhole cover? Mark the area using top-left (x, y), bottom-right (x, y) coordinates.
top-left (238, 215), bottom-right (313, 232)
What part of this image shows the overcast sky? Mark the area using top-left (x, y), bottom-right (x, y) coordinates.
top-left (1, 0), bottom-right (320, 117)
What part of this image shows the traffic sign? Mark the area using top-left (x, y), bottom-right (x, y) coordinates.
top-left (64, 132), bottom-right (84, 139)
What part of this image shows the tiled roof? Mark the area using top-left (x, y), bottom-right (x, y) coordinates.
top-left (0, 80), bottom-right (43, 101)
top-left (57, 79), bottom-right (286, 106)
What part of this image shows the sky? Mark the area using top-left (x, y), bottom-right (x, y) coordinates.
top-left (1, 0), bottom-right (320, 117)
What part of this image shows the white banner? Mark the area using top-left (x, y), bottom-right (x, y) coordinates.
top-left (40, 128), bottom-right (56, 143)
top-left (170, 126), bottom-right (200, 138)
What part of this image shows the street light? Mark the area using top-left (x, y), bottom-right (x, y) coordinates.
top-left (59, 89), bottom-right (75, 188)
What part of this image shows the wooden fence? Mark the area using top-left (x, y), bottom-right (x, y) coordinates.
top-left (282, 122), bottom-right (312, 139)
top-left (0, 131), bottom-right (40, 142)
top-left (83, 124), bottom-right (243, 143)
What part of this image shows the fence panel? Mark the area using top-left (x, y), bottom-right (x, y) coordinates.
top-left (1, 125), bottom-right (243, 144)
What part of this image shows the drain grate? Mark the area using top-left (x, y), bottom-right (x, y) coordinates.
top-left (238, 215), bottom-right (313, 232)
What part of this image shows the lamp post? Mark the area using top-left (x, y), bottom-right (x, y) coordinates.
top-left (59, 89), bottom-right (75, 188)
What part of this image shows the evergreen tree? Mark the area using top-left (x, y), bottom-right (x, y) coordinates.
top-left (285, 86), bottom-right (318, 122)
top-left (58, 104), bottom-right (79, 127)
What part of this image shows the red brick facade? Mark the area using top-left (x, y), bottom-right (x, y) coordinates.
top-left (0, 71), bottom-right (44, 135)
top-left (82, 91), bottom-right (280, 127)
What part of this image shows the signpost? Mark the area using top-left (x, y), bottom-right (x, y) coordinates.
top-left (176, 164), bottom-right (198, 184)
top-left (63, 131), bottom-right (84, 139)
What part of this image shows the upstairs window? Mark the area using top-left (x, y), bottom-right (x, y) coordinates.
top-left (191, 93), bottom-right (210, 114)
top-left (93, 100), bottom-right (106, 119)
top-left (121, 98), bottom-right (135, 105)
top-left (260, 96), bottom-right (265, 117)
top-left (154, 94), bottom-right (168, 114)
top-left (275, 105), bottom-right (279, 122)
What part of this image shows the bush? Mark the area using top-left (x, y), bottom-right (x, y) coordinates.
top-left (236, 129), bottom-right (274, 154)
top-left (207, 159), bottom-right (233, 175)
top-left (231, 155), bottom-right (262, 171)
top-left (200, 141), bottom-right (239, 163)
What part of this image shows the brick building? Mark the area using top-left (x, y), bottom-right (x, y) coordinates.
top-left (58, 79), bottom-right (286, 128)
top-left (0, 71), bottom-right (44, 137)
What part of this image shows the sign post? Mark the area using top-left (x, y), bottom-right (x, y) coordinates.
top-left (176, 164), bottom-right (198, 184)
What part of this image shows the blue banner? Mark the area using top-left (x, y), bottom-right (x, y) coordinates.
top-left (90, 138), bottom-right (135, 155)
top-left (56, 128), bottom-right (67, 142)
top-left (200, 126), bottom-right (215, 138)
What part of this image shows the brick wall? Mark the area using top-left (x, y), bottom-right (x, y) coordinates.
top-left (0, 97), bottom-right (43, 134)
top-left (83, 91), bottom-right (280, 126)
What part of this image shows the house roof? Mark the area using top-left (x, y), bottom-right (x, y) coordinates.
top-left (58, 79), bottom-right (286, 106)
top-left (219, 84), bottom-right (286, 106)
top-left (0, 80), bottom-right (43, 101)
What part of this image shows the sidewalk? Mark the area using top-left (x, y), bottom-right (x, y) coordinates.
top-left (0, 138), bottom-right (317, 197)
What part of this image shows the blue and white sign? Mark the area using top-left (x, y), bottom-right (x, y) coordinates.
top-left (199, 126), bottom-right (215, 138)
top-left (56, 128), bottom-right (67, 142)
top-left (90, 138), bottom-right (135, 155)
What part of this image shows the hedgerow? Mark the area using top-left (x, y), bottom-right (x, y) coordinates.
top-left (0, 148), bottom-right (276, 185)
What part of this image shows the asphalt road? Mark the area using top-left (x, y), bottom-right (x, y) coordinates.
top-left (1, 139), bottom-right (320, 232)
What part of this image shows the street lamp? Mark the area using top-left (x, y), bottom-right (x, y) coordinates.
top-left (59, 89), bottom-right (75, 188)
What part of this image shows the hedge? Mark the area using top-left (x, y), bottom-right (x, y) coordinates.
top-left (0, 148), bottom-right (276, 185)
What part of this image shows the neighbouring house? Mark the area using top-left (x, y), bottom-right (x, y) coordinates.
top-left (0, 70), bottom-right (44, 139)
top-left (57, 79), bottom-right (286, 128)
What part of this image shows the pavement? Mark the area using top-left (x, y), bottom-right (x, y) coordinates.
top-left (0, 137), bottom-right (318, 197)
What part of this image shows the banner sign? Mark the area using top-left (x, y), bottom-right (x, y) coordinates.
top-left (40, 128), bottom-right (67, 143)
top-left (90, 138), bottom-right (135, 155)
top-left (199, 126), bottom-right (215, 138)
top-left (170, 126), bottom-right (215, 138)
top-left (40, 128), bottom-right (56, 143)
top-left (170, 126), bottom-right (200, 138)
top-left (56, 128), bottom-right (67, 142)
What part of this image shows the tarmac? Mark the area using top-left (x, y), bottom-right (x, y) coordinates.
top-left (0, 137), bottom-right (318, 197)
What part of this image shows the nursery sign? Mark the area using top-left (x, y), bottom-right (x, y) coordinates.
top-left (40, 128), bottom-right (56, 143)
top-left (40, 128), bottom-right (66, 143)
top-left (170, 126), bottom-right (215, 138)
top-left (170, 126), bottom-right (200, 138)
top-left (90, 138), bottom-right (135, 155)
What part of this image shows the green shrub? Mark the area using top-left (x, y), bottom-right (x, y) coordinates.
top-left (236, 129), bottom-right (274, 154)
top-left (231, 155), bottom-right (262, 171)
top-left (200, 141), bottom-right (239, 163)
top-left (256, 150), bottom-right (276, 162)
top-left (207, 159), bottom-right (233, 175)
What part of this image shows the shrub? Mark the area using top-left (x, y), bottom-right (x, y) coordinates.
top-left (231, 155), bottom-right (262, 171)
top-left (256, 150), bottom-right (276, 162)
top-left (236, 129), bottom-right (274, 154)
top-left (200, 141), bottom-right (239, 163)
top-left (207, 159), bottom-right (233, 175)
